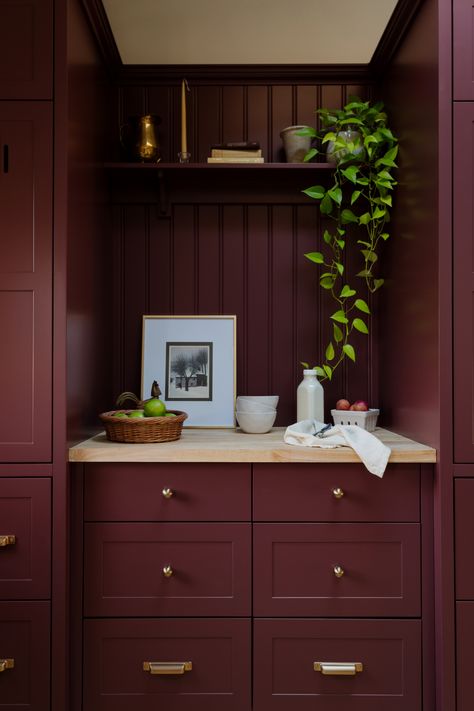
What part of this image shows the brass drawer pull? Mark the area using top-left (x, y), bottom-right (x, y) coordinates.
top-left (332, 487), bottom-right (344, 499)
top-left (162, 487), bottom-right (174, 499)
top-left (314, 661), bottom-right (363, 676)
top-left (333, 565), bottom-right (345, 578)
top-left (162, 565), bottom-right (174, 578)
top-left (0, 535), bottom-right (16, 547)
top-left (143, 661), bottom-right (192, 675)
top-left (0, 659), bottom-right (14, 672)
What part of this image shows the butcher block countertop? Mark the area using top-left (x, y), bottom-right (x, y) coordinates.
top-left (69, 427), bottom-right (436, 464)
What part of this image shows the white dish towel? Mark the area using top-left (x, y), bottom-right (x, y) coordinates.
top-left (284, 420), bottom-right (391, 478)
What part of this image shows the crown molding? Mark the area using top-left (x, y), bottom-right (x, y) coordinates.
top-left (370, 0), bottom-right (426, 79)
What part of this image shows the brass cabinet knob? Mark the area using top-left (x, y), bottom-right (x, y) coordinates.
top-left (332, 487), bottom-right (344, 499)
top-left (0, 535), bottom-right (16, 547)
top-left (162, 487), bottom-right (174, 499)
top-left (162, 565), bottom-right (174, 578)
top-left (333, 565), bottom-right (345, 578)
top-left (0, 659), bottom-right (14, 672)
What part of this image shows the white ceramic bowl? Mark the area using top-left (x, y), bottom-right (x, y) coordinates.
top-left (235, 410), bottom-right (277, 434)
top-left (236, 395), bottom-right (279, 409)
top-left (235, 398), bottom-right (276, 414)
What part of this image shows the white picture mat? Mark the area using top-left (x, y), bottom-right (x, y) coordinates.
top-left (142, 316), bottom-right (236, 427)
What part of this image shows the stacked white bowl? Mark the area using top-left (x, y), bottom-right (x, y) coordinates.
top-left (235, 395), bottom-right (279, 433)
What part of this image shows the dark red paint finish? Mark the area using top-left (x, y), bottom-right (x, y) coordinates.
top-left (456, 601), bottom-right (474, 711)
top-left (0, 600), bottom-right (50, 711)
top-left (84, 522), bottom-right (251, 617)
top-left (253, 523), bottom-right (420, 617)
top-left (84, 462), bottom-right (251, 522)
top-left (454, 478), bottom-right (474, 597)
top-left (0, 478), bottom-right (51, 599)
top-left (253, 463), bottom-right (420, 522)
top-left (254, 618), bottom-right (422, 711)
top-left (454, 0), bottom-right (474, 99)
top-left (83, 617), bottom-right (251, 711)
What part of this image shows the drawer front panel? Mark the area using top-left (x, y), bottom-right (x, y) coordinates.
top-left (84, 617), bottom-right (251, 711)
top-left (0, 478), bottom-right (50, 599)
top-left (254, 524), bottom-right (420, 617)
top-left (254, 618), bottom-right (421, 711)
top-left (253, 464), bottom-right (420, 522)
top-left (84, 523), bottom-right (251, 616)
top-left (84, 463), bottom-right (251, 521)
top-left (0, 601), bottom-right (50, 711)
top-left (457, 602), bottom-right (474, 711)
top-left (455, 479), bottom-right (474, 597)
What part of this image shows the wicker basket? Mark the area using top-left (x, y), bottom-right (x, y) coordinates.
top-left (100, 410), bottom-right (188, 443)
top-left (331, 408), bottom-right (379, 432)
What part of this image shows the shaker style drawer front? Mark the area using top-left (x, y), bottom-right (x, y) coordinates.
top-left (253, 523), bottom-right (421, 617)
top-left (254, 618), bottom-right (421, 711)
top-left (253, 464), bottom-right (420, 522)
top-left (84, 523), bottom-right (251, 617)
top-left (0, 601), bottom-right (50, 711)
top-left (83, 618), bottom-right (251, 711)
top-left (84, 463), bottom-right (251, 521)
top-left (457, 602), bottom-right (474, 711)
top-left (0, 478), bottom-right (51, 599)
top-left (455, 479), bottom-right (474, 597)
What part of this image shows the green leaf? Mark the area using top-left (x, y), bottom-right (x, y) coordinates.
top-left (328, 186), bottom-right (342, 205)
top-left (336, 239), bottom-right (345, 249)
top-left (373, 206), bottom-right (386, 219)
top-left (296, 126), bottom-right (317, 137)
top-left (351, 190), bottom-right (361, 205)
top-left (321, 131), bottom-right (337, 144)
top-left (362, 250), bottom-right (378, 263)
top-left (320, 193), bottom-right (333, 215)
top-left (378, 170), bottom-right (394, 181)
top-left (341, 209), bottom-right (358, 224)
top-left (342, 344), bottom-right (356, 362)
top-left (323, 229), bottom-right (332, 244)
top-left (337, 228), bottom-right (346, 236)
top-left (323, 364), bottom-right (333, 380)
top-left (384, 145), bottom-right (399, 162)
top-left (379, 194), bottom-right (392, 206)
top-left (333, 323), bottom-right (343, 343)
top-left (314, 366), bottom-right (326, 378)
top-left (359, 212), bottom-right (371, 225)
top-left (374, 278), bottom-right (385, 290)
top-left (303, 185), bottom-right (326, 200)
top-left (357, 269), bottom-right (371, 277)
top-left (336, 262), bottom-right (344, 276)
top-left (300, 361), bottom-right (309, 369)
top-left (331, 310), bottom-right (349, 324)
top-left (305, 251), bottom-right (324, 264)
top-left (355, 298), bottom-right (371, 314)
top-left (381, 232), bottom-right (390, 241)
top-left (325, 342), bottom-right (335, 361)
top-left (303, 147), bottom-right (318, 162)
top-left (340, 284), bottom-right (356, 298)
top-left (356, 176), bottom-right (369, 186)
top-left (320, 277), bottom-right (334, 289)
top-left (353, 317), bottom-right (369, 334)
top-left (364, 135), bottom-right (379, 146)
top-left (341, 166), bottom-right (358, 184)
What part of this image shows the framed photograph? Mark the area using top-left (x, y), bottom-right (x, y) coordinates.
top-left (142, 315), bottom-right (236, 427)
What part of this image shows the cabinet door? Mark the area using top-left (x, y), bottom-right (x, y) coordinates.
top-left (457, 602), bottom-right (474, 711)
top-left (454, 0), bottom-right (474, 99)
top-left (454, 103), bottom-right (474, 461)
top-left (0, 103), bottom-right (52, 461)
top-left (0, 0), bottom-right (53, 99)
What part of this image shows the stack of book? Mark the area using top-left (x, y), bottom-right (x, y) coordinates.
top-left (207, 141), bottom-right (264, 163)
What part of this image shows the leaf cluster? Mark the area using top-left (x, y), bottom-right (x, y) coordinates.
top-left (301, 98), bottom-right (398, 381)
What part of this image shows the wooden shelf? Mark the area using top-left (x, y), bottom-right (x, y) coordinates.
top-left (104, 161), bottom-right (334, 170)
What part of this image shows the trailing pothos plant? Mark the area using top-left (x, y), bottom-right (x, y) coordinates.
top-left (299, 98), bottom-right (398, 381)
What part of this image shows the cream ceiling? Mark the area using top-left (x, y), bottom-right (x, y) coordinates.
top-left (102, 0), bottom-right (399, 65)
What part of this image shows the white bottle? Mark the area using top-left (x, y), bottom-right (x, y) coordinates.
top-left (297, 369), bottom-right (324, 422)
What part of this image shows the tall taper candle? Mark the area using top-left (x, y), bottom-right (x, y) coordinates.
top-left (181, 79), bottom-right (187, 154)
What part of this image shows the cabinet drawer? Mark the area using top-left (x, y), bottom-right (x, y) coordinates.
top-left (84, 523), bottom-right (251, 617)
top-left (84, 463), bottom-right (250, 521)
top-left (455, 479), bottom-right (474, 597)
top-left (457, 601), bottom-right (474, 711)
top-left (0, 601), bottom-right (50, 711)
top-left (84, 617), bottom-right (251, 711)
top-left (254, 618), bottom-right (421, 711)
top-left (0, 478), bottom-right (51, 599)
top-left (254, 523), bottom-right (420, 617)
top-left (253, 464), bottom-right (419, 522)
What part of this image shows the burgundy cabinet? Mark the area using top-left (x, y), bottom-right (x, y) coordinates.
top-left (455, 479), bottom-right (474, 597)
top-left (0, 478), bottom-right (51, 599)
top-left (0, 0), bottom-right (53, 99)
top-left (84, 522), bottom-right (251, 617)
top-left (254, 618), bottom-right (422, 711)
top-left (253, 523), bottom-right (420, 617)
top-left (454, 0), bottom-right (474, 100)
top-left (0, 102), bottom-right (52, 462)
top-left (0, 601), bottom-right (50, 711)
top-left (84, 463), bottom-right (251, 521)
top-left (456, 602), bottom-right (474, 711)
top-left (253, 464), bottom-right (420, 521)
top-left (83, 618), bottom-right (251, 711)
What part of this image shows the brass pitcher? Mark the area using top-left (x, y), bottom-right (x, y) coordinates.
top-left (120, 114), bottom-right (161, 162)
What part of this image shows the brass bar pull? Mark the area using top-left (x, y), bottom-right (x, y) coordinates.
top-left (332, 487), bottom-right (344, 499)
top-left (0, 535), bottom-right (16, 547)
top-left (0, 659), bottom-right (14, 672)
top-left (314, 662), bottom-right (363, 676)
top-left (143, 661), bottom-right (192, 675)
top-left (162, 487), bottom-right (174, 499)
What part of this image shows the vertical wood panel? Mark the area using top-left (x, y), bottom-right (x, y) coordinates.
top-left (223, 86), bottom-right (244, 143)
top-left (296, 204), bottom-right (320, 397)
top-left (296, 85), bottom-right (318, 132)
top-left (246, 206), bottom-right (270, 394)
top-left (173, 205), bottom-right (196, 313)
top-left (147, 86), bottom-right (172, 162)
top-left (271, 85), bottom-right (293, 162)
top-left (247, 86), bottom-right (269, 160)
top-left (148, 209), bottom-right (172, 314)
top-left (222, 206), bottom-right (246, 395)
top-left (196, 86), bottom-right (220, 162)
top-left (198, 206), bottom-right (221, 313)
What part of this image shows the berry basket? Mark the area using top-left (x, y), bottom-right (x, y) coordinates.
top-left (331, 408), bottom-right (379, 432)
top-left (99, 410), bottom-right (188, 443)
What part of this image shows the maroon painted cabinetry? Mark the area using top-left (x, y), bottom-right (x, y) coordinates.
top-left (454, 0), bottom-right (474, 100)
top-left (0, 102), bottom-right (52, 462)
